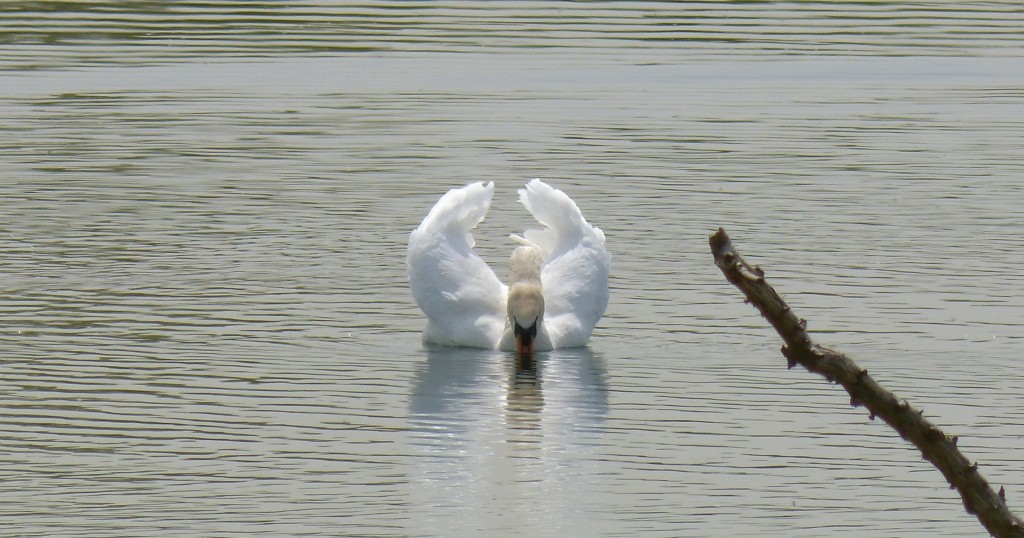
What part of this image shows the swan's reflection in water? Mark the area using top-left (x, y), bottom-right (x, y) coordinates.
top-left (408, 347), bottom-right (608, 534)
top-left (505, 356), bottom-right (543, 440)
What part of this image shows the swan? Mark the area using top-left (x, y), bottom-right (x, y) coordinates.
top-left (407, 179), bottom-right (610, 355)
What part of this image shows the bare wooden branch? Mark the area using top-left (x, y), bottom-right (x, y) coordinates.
top-left (709, 227), bottom-right (1023, 538)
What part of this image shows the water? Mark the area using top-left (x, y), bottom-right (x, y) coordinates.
top-left (1, 2), bottom-right (1023, 536)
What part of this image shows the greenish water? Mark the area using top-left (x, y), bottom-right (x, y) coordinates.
top-left (1, 3), bottom-right (1023, 536)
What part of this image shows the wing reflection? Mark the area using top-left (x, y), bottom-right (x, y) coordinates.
top-left (408, 347), bottom-right (508, 441)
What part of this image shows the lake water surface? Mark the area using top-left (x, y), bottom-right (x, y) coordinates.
top-left (2, 2), bottom-right (1023, 536)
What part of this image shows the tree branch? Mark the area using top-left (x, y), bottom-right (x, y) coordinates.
top-left (709, 227), bottom-right (1023, 538)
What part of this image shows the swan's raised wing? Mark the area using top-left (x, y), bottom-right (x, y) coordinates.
top-left (407, 181), bottom-right (508, 348)
top-left (518, 179), bottom-right (610, 347)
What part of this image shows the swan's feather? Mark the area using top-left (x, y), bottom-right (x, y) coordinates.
top-left (407, 181), bottom-right (507, 348)
top-left (518, 179), bottom-right (610, 347)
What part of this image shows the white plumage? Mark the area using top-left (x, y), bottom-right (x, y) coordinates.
top-left (407, 179), bottom-right (610, 351)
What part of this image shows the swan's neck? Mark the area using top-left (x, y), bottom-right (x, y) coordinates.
top-left (508, 245), bottom-right (542, 285)
top-left (507, 246), bottom-right (544, 356)
top-left (507, 245), bottom-right (544, 322)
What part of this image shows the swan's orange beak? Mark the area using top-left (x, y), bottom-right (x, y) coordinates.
top-left (514, 319), bottom-right (537, 356)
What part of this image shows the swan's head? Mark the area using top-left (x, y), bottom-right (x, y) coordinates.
top-left (507, 244), bottom-right (544, 356)
top-left (508, 282), bottom-right (544, 356)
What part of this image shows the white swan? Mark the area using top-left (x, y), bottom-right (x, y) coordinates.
top-left (407, 179), bottom-right (610, 354)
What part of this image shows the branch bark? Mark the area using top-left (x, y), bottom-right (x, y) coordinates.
top-left (709, 227), bottom-right (1023, 538)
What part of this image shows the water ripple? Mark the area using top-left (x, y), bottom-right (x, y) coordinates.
top-left (2, 3), bottom-right (1023, 536)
